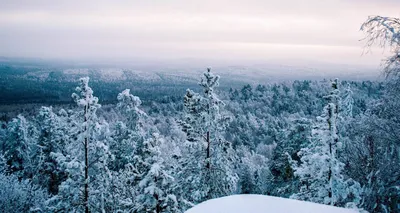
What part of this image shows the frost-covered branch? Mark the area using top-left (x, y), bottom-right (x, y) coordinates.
top-left (361, 15), bottom-right (400, 77)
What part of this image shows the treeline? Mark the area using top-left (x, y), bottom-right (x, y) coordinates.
top-left (0, 64), bottom-right (203, 105)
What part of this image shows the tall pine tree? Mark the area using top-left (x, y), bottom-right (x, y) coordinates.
top-left (51, 77), bottom-right (113, 212)
top-left (178, 68), bottom-right (238, 206)
top-left (290, 79), bottom-right (361, 207)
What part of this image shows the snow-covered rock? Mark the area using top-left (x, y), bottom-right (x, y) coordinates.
top-left (185, 194), bottom-right (358, 213)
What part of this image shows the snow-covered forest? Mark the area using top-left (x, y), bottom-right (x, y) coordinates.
top-left (0, 14), bottom-right (399, 213)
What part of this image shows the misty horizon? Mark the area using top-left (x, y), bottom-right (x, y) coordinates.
top-left (1, 0), bottom-right (400, 71)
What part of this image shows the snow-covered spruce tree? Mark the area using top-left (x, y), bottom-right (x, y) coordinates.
top-left (338, 82), bottom-right (355, 174)
top-left (112, 132), bottom-right (181, 212)
top-left (89, 119), bottom-right (116, 213)
top-left (181, 89), bottom-right (202, 145)
top-left (135, 133), bottom-right (180, 213)
top-left (290, 79), bottom-right (362, 207)
top-left (176, 87), bottom-right (206, 207)
top-left (117, 89), bottom-right (146, 131)
top-left (178, 68), bottom-right (238, 205)
top-left (72, 76), bottom-right (99, 213)
top-left (110, 89), bottom-right (146, 171)
top-left (51, 77), bottom-right (113, 212)
top-left (270, 116), bottom-right (311, 198)
top-left (105, 89), bottom-right (149, 212)
top-left (32, 106), bottom-right (68, 195)
top-left (341, 83), bottom-right (354, 118)
top-left (1, 115), bottom-right (35, 178)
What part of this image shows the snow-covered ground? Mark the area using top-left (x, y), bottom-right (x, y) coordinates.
top-left (185, 194), bottom-right (358, 213)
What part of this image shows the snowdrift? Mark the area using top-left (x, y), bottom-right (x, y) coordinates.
top-left (185, 194), bottom-right (358, 213)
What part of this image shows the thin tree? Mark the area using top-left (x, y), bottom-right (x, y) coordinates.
top-left (179, 68), bottom-right (237, 204)
top-left (72, 77), bottom-right (100, 213)
top-left (290, 79), bottom-right (361, 207)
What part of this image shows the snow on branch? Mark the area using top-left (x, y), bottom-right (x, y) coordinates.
top-left (361, 16), bottom-right (400, 77)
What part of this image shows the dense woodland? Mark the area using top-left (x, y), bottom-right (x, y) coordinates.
top-left (0, 15), bottom-right (399, 213)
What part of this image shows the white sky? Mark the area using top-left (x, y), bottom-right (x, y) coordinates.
top-left (0, 0), bottom-right (399, 67)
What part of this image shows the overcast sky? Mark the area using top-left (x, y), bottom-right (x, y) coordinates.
top-left (1, 0), bottom-right (399, 67)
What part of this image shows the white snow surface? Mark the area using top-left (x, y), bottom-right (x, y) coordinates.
top-left (185, 194), bottom-right (358, 213)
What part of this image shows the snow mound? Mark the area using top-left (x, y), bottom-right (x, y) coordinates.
top-left (185, 194), bottom-right (358, 213)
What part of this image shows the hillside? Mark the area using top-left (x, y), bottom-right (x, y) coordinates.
top-left (185, 195), bottom-right (359, 213)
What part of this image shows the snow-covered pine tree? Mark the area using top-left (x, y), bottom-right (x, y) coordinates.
top-left (178, 68), bottom-right (238, 205)
top-left (341, 83), bottom-right (354, 118)
top-left (93, 123), bottom-right (116, 212)
top-left (209, 135), bottom-right (238, 198)
top-left (33, 106), bottom-right (68, 194)
top-left (110, 89), bottom-right (146, 171)
top-left (117, 89), bottom-right (146, 130)
top-left (72, 77), bottom-right (100, 213)
top-left (135, 133), bottom-right (180, 213)
top-left (271, 116), bottom-right (311, 197)
top-left (51, 77), bottom-right (113, 212)
top-left (181, 89), bottom-right (202, 144)
top-left (290, 79), bottom-right (362, 207)
top-left (1, 115), bottom-right (35, 177)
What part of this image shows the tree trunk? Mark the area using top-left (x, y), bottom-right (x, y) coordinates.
top-left (327, 105), bottom-right (333, 205)
top-left (155, 194), bottom-right (161, 213)
top-left (206, 131), bottom-right (210, 169)
top-left (206, 131), bottom-right (212, 200)
top-left (84, 105), bottom-right (90, 213)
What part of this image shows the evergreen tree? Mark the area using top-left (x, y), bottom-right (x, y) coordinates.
top-left (290, 79), bottom-right (361, 207)
top-left (271, 116), bottom-right (311, 197)
top-left (341, 83), bottom-right (354, 118)
top-left (110, 89), bottom-right (146, 171)
top-left (73, 77), bottom-right (99, 213)
top-left (117, 89), bottom-right (146, 131)
top-left (33, 106), bottom-right (68, 194)
top-left (1, 115), bottom-right (35, 177)
top-left (178, 68), bottom-right (238, 205)
top-left (51, 77), bottom-right (113, 212)
top-left (136, 133), bottom-right (180, 213)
